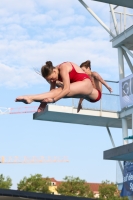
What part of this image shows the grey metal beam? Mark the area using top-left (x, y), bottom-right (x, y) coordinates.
top-left (112, 26), bottom-right (133, 51)
top-left (120, 105), bottom-right (133, 118)
top-left (0, 188), bottom-right (95, 200)
top-left (93, 0), bottom-right (133, 9)
top-left (104, 143), bottom-right (133, 161)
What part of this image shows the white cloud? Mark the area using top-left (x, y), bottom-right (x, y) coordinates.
top-left (0, 0), bottom-right (121, 88)
top-left (0, 0), bottom-right (36, 13)
top-left (0, 63), bottom-right (44, 88)
top-left (35, 0), bottom-right (78, 10)
top-left (0, 33), bottom-right (118, 88)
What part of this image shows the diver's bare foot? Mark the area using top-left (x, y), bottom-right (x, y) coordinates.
top-left (15, 96), bottom-right (33, 104)
top-left (37, 102), bottom-right (47, 113)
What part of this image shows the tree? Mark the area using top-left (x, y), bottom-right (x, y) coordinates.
top-left (0, 174), bottom-right (12, 189)
top-left (17, 174), bottom-right (51, 193)
top-left (57, 176), bottom-right (94, 198)
top-left (99, 180), bottom-right (128, 200)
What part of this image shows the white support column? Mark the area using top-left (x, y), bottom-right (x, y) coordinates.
top-left (115, 8), bottom-right (132, 200)
top-left (118, 47), bottom-right (125, 79)
top-left (109, 4), bottom-right (119, 35)
top-left (124, 7), bottom-right (126, 31)
top-left (122, 118), bottom-right (128, 145)
top-left (120, 13), bottom-right (122, 33)
top-left (118, 47), bottom-right (128, 144)
top-left (123, 51), bottom-right (133, 73)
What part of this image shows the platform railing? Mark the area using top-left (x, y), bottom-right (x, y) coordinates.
top-left (110, 7), bottom-right (133, 39)
top-left (74, 93), bottom-right (120, 112)
top-left (54, 81), bottom-right (120, 113)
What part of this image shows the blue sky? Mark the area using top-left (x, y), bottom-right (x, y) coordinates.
top-left (0, 0), bottom-right (133, 190)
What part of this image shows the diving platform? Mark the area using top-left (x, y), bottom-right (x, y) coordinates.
top-left (112, 25), bottom-right (133, 50)
top-left (104, 143), bottom-right (133, 161)
top-left (120, 105), bottom-right (133, 119)
top-left (33, 104), bottom-right (132, 129)
top-left (93, 0), bottom-right (133, 9)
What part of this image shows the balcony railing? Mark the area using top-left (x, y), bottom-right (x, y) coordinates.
top-left (55, 81), bottom-right (120, 113)
top-left (110, 7), bottom-right (133, 39)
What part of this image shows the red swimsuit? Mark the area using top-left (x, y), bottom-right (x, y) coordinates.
top-left (90, 89), bottom-right (102, 103)
top-left (58, 63), bottom-right (90, 83)
top-left (58, 62), bottom-right (101, 102)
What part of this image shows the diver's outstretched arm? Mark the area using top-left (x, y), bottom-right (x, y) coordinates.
top-left (92, 72), bottom-right (113, 93)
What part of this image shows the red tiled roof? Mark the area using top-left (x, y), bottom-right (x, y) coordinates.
top-left (55, 181), bottom-right (62, 186)
top-left (50, 178), bottom-right (57, 182)
top-left (49, 178), bottom-right (101, 192)
top-left (88, 183), bottom-right (101, 193)
top-left (49, 178), bottom-right (62, 186)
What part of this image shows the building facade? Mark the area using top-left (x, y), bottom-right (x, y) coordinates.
top-left (48, 178), bottom-right (100, 198)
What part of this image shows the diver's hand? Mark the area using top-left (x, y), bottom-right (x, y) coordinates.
top-left (108, 87), bottom-right (113, 93)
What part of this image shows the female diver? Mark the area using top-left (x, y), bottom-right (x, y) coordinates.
top-left (15, 61), bottom-right (112, 112)
top-left (77, 60), bottom-right (112, 112)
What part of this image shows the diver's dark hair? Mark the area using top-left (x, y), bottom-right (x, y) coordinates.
top-left (80, 60), bottom-right (91, 70)
top-left (41, 61), bottom-right (54, 78)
